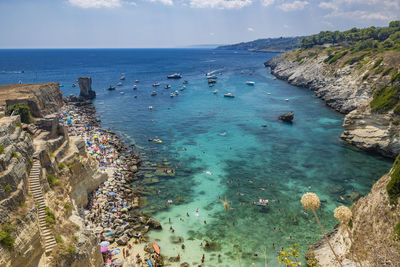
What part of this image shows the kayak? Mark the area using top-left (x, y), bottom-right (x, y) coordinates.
top-left (153, 242), bottom-right (160, 255)
top-left (253, 202), bottom-right (267, 206)
top-left (147, 259), bottom-right (153, 267)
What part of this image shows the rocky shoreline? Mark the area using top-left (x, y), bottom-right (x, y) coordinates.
top-left (62, 96), bottom-right (165, 266)
top-left (264, 53), bottom-right (400, 158)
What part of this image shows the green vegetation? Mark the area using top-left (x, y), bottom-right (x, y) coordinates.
top-left (0, 146), bottom-right (4, 154)
top-left (382, 67), bottom-right (394, 76)
top-left (324, 50), bottom-right (347, 64)
top-left (217, 36), bottom-right (303, 52)
top-left (67, 245), bottom-right (76, 254)
top-left (0, 222), bottom-right (15, 249)
top-left (301, 21), bottom-right (400, 51)
top-left (306, 250), bottom-right (321, 267)
top-left (277, 244), bottom-right (301, 266)
top-left (64, 202), bottom-right (70, 211)
top-left (372, 57), bottom-right (383, 69)
top-left (391, 71), bottom-right (400, 83)
top-left (344, 53), bottom-right (369, 65)
top-left (49, 152), bottom-right (55, 158)
top-left (19, 201), bottom-right (25, 207)
top-left (55, 235), bottom-right (63, 244)
top-left (44, 207), bottom-right (56, 225)
top-left (4, 184), bottom-right (11, 193)
top-left (47, 174), bottom-right (60, 187)
top-left (394, 221), bottom-right (400, 241)
top-left (5, 104), bottom-right (31, 124)
top-left (71, 235), bottom-right (78, 243)
top-left (393, 120), bottom-right (400, 126)
top-left (57, 162), bottom-right (65, 169)
top-left (370, 85), bottom-right (400, 113)
top-left (67, 164), bottom-right (73, 170)
top-left (362, 73), bottom-right (369, 80)
top-left (12, 151), bottom-right (19, 159)
top-left (387, 154), bottom-right (400, 205)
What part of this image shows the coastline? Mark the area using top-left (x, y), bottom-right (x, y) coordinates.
top-left (61, 97), bottom-right (165, 266)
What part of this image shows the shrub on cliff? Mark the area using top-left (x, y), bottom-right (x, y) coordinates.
top-left (387, 154), bottom-right (400, 205)
top-left (47, 174), bottom-right (60, 187)
top-left (370, 85), bottom-right (400, 113)
top-left (5, 104), bottom-right (31, 124)
top-left (0, 222), bottom-right (15, 249)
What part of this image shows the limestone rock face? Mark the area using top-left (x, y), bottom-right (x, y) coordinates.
top-left (341, 101), bottom-right (400, 158)
top-left (265, 54), bottom-right (398, 158)
top-left (0, 83), bottom-right (63, 117)
top-left (78, 77), bottom-right (96, 99)
top-left (308, 170), bottom-right (400, 266)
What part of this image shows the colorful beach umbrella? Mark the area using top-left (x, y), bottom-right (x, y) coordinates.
top-left (100, 246), bottom-right (108, 253)
top-left (110, 248), bottom-right (120, 255)
top-left (114, 258), bottom-right (124, 266)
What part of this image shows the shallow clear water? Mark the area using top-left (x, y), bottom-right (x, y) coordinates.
top-left (0, 49), bottom-right (392, 266)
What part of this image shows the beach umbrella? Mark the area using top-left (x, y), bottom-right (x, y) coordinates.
top-left (100, 241), bottom-right (110, 247)
top-left (110, 248), bottom-right (120, 255)
top-left (108, 192), bottom-right (117, 196)
top-left (127, 257), bottom-right (136, 267)
top-left (100, 246), bottom-right (108, 253)
top-left (114, 258), bottom-right (124, 266)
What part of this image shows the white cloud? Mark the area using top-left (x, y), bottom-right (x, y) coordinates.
top-left (189, 0), bottom-right (253, 9)
top-left (319, 0), bottom-right (400, 21)
top-left (148, 0), bottom-right (174, 5)
top-left (248, 27), bottom-right (255, 31)
top-left (277, 0), bottom-right (309, 11)
top-left (261, 0), bottom-right (275, 7)
top-left (68, 0), bottom-right (122, 8)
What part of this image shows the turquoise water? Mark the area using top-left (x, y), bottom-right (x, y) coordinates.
top-left (0, 49), bottom-right (392, 266)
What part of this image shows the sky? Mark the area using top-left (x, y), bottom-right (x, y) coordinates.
top-left (0, 0), bottom-right (399, 48)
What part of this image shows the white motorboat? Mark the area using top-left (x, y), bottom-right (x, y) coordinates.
top-left (246, 81), bottom-right (255, 86)
top-left (117, 82), bottom-right (122, 86)
top-left (133, 85), bottom-right (137, 90)
top-left (213, 89), bottom-right (219, 94)
top-left (165, 84), bottom-right (171, 89)
top-left (120, 76), bottom-right (126, 80)
top-left (153, 82), bottom-right (160, 87)
top-left (224, 93), bottom-right (235, 98)
top-left (167, 73), bottom-right (182, 79)
top-left (180, 86), bottom-right (186, 91)
top-left (151, 91), bottom-right (157, 96)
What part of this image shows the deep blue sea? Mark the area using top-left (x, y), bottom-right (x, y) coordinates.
top-left (0, 49), bottom-right (392, 266)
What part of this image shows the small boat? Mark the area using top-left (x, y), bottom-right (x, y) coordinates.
top-left (206, 75), bottom-right (217, 79)
top-left (107, 86), bottom-right (116, 91)
top-left (167, 73), bottom-right (182, 79)
top-left (153, 242), bottom-right (160, 255)
top-left (120, 92), bottom-right (125, 95)
top-left (133, 85), bottom-right (137, 90)
top-left (208, 83), bottom-right (215, 87)
top-left (266, 92), bottom-right (271, 95)
top-left (120, 76), bottom-right (126, 80)
top-left (208, 79), bottom-right (216, 84)
top-left (246, 81), bottom-right (255, 86)
top-left (170, 93), bottom-right (174, 97)
top-left (148, 106), bottom-right (153, 110)
top-left (213, 89), bottom-right (219, 94)
top-left (151, 91), bottom-right (157, 96)
top-left (224, 93), bottom-right (235, 98)
top-left (152, 82), bottom-right (160, 87)
top-left (180, 86), bottom-right (186, 91)
top-left (183, 80), bottom-right (188, 84)
top-left (72, 82), bottom-right (76, 87)
top-left (174, 90), bottom-right (179, 95)
top-left (253, 202), bottom-right (267, 206)
top-left (117, 82), bottom-right (122, 86)
top-left (165, 84), bottom-right (171, 89)
top-left (148, 138), bottom-right (162, 144)
top-left (285, 99), bottom-right (289, 102)
top-left (59, 83), bottom-right (64, 87)
top-left (135, 80), bottom-right (139, 83)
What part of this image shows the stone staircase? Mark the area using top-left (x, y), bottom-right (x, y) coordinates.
top-left (28, 160), bottom-right (57, 254)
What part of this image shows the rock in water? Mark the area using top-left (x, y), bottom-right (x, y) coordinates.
top-left (278, 112), bottom-right (294, 122)
top-left (78, 77), bottom-right (96, 99)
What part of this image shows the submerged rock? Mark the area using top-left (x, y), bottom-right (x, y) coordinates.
top-left (278, 112), bottom-right (294, 122)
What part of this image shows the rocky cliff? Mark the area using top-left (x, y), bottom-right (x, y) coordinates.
top-left (0, 83), bottom-right (63, 118)
top-left (307, 164), bottom-right (400, 266)
top-left (265, 49), bottom-right (400, 158)
top-left (0, 83), bottom-right (103, 267)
